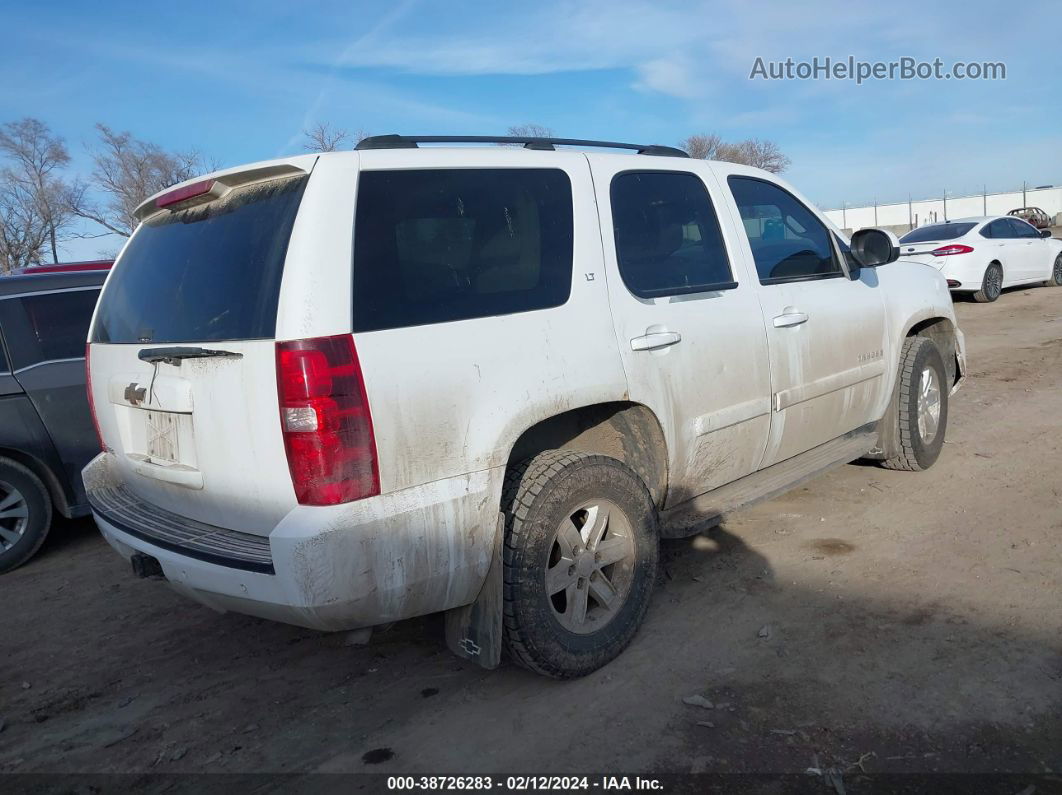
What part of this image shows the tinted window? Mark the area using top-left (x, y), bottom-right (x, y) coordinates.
top-left (899, 222), bottom-right (976, 243)
top-left (92, 176), bottom-right (308, 344)
top-left (352, 169), bottom-right (573, 332)
top-left (18, 289), bottom-right (99, 364)
top-left (0, 329), bottom-right (8, 372)
top-left (1008, 218), bottom-right (1039, 238)
top-left (728, 177), bottom-right (841, 283)
top-left (609, 171), bottom-right (734, 298)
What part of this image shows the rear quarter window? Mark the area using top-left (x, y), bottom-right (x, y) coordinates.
top-left (351, 168), bottom-right (574, 332)
top-left (2, 288), bottom-right (99, 369)
top-left (92, 176), bottom-right (308, 344)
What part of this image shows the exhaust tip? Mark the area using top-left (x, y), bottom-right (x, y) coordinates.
top-left (130, 552), bottom-right (165, 580)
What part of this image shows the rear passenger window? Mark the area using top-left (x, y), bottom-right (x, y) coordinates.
top-left (15, 289), bottom-right (99, 366)
top-left (351, 169), bottom-right (573, 332)
top-left (0, 330), bottom-right (8, 372)
top-left (610, 171), bottom-right (734, 298)
top-left (728, 176), bottom-right (842, 283)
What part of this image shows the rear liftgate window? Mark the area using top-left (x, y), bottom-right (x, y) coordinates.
top-left (91, 176), bottom-right (308, 344)
top-left (351, 169), bottom-right (574, 332)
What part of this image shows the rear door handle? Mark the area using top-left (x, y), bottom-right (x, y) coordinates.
top-left (773, 311), bottom-right (809, 328)
top-left (630, 331), bottom-right (682, 351)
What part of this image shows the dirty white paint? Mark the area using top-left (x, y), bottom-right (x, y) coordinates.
top-left (88, 340), bottom-right (295, 535)
top-left (85, 147), bottom-right (965, 635)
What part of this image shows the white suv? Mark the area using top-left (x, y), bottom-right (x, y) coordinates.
top-left (84, 135), bottom-right (966, 679)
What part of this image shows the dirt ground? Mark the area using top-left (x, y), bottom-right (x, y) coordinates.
top-left (2, 285), bottom-right (1061, 789)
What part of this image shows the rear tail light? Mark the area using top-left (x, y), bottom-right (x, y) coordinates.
top-left (276, 335), bottom-right (379, 506)
top-left (85, 344), bottom-right (106, 451)
top-left (931, 244), bottom-right (974, 257)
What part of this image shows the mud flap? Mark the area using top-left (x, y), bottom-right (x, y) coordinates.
top-left (867, 361), bottom-right (903, 460)
top-left (444, 512), bottom-right (504, 669)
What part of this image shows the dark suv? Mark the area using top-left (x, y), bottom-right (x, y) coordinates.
top-left (0, 265), bottom-right (109, 572)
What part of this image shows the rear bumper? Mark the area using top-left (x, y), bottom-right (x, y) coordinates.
top-left (85, 453), bottom-right (500, 632)
top-left (904, 254), bottom-right (984, 291)
top-left (939, 260), bottom-right (990, 292)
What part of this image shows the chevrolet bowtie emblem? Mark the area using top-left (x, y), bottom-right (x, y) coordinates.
top-left (124, 383), bottom-right (147, 406)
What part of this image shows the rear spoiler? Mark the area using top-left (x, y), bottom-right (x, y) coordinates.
top-left (134, 161), bottom-right (314, 224)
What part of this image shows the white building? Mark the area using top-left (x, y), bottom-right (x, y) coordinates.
top-left (823, 184), bottom-right (1062, 233)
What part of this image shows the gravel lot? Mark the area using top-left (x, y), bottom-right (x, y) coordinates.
top-left (2, 286), bottom-right (1060, 785)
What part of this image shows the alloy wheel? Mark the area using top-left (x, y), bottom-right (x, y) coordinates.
top-left (545, 499), bottom-right (636, 634)
top-left (917, 366), bottom-right (942, 444)
top-left (986, 266), bottom-right (1003, 300)
top-left (0, 480), bottom-right (29, 552)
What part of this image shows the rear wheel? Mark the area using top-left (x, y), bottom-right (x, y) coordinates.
top-left (973, 262), bottom-right (1003, 303)
top-left (882, 337), bottom-right (948, 472)
top-left (0, 458), bottom-right (53, 574)
top-left (1044, 253), bottom-right (1062, 287)
top-left (501, 450), bottom-right (659, 679)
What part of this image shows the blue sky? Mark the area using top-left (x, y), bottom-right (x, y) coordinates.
top-left (4, 0), bottom-right (1060, 259)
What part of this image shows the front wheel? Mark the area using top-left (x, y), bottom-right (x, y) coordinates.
top-left (882, 337), bottom-right (949, 472)
top-left (501, 450), bottom-right (659, 679)
top-left (973, 262), bottom-right (1003, 303)
top-left (1044, 253), bottom-right (1062, 287)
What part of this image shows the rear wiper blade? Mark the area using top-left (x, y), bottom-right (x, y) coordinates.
top-left (138, 346), bottom-right (243, 366)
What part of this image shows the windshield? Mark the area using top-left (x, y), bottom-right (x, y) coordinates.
top-left (91, 176), bottom-right (308, 344)
top-left (899, 222), bottom-right (976, 244)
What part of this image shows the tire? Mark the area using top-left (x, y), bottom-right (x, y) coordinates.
top-left (881, 337), bottom-right (949, 472)
top-left (973, 262), bottom-right (1003, 303)
top-left (501, 450), bottom-right (659, 679)
top-left (1044, 253), bottom-right (1062, 287)
top-left (0, 457), bottom-right (53, 574)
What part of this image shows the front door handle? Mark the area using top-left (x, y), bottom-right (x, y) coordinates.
top-left (630, 331), bottom-right (682, 351)
top-left (773, 311), bottom-right (809, 328)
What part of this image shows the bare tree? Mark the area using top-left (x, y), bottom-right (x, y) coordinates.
top-left (0, 118), bottom-right (75, 266)
top-left (302, 122), bottom-right (359, 152)
top-left (681, 132), bottom-right (790, 173)
top-left (0, 175), bottom-right (49, 272)
top-left (723, 138), bottom-right (791, 173)
top-left (680, 133), bottom-right (724, 161)
top-left (69, 124), bottom-right (208, 237)
top-left (506, 123), bottom-right (555, 139)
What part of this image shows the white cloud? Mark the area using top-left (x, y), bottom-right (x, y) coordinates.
top-left (633, 57), bottom-right (701, 99)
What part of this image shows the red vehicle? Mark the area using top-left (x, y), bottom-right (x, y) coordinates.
top-left (1007, 207), bottom-right (1052, 230)
top-left (6, 260), bottom-right (113, 276)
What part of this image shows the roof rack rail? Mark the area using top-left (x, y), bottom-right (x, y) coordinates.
top-left (355, 134), bottom-right (689, 158)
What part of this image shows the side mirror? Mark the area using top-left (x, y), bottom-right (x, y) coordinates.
top-left (850, 228), bottom-right (900, 268)
top-left (1041, 228), bottom-right (1053, 239)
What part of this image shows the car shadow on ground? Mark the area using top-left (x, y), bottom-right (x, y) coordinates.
top-left (1, 518), bottom-right (1059, 785)
top-left (33, 515), bottom-right (100, 563)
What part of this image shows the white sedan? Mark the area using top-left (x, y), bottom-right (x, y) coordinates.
top-left (898, 216), bottom-right (1062, 302)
